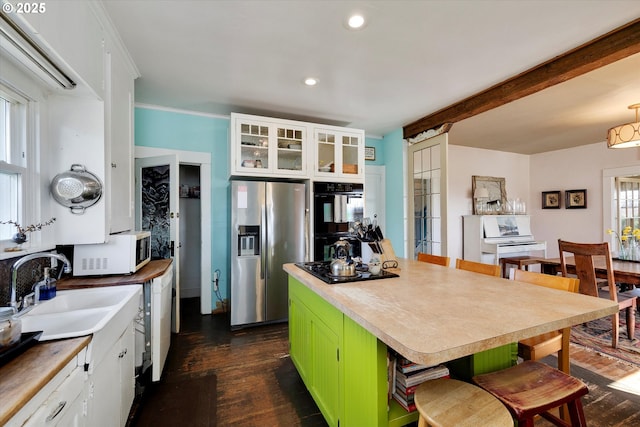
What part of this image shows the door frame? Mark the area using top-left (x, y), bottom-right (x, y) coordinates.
top-left (135, 146), bottom-right (212, 315)
top-left (365, 165), bottom-right (386, 232)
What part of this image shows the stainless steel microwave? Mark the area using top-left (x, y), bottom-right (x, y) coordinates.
top-left (73, 231), bottom-right (151, 276)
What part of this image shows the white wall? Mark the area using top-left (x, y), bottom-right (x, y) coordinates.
top-left (448, 145), bottom-right (530, 262)
top-left (530, 141), bottom-right (640, 258)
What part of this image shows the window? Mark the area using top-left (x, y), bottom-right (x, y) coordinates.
top-left (0, 87), bottom-right (29, 242)
top-left (615, 177), bottom-right (640, 232)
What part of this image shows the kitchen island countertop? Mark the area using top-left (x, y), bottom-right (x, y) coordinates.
top-left (284, 258), bottom-right (618, 366)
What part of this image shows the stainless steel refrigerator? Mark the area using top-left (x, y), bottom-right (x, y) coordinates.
top-left (231, 180), bottom-right (307, 328)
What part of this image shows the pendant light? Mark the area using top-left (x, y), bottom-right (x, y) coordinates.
top-left (607, 103), bottom-right (640, 148)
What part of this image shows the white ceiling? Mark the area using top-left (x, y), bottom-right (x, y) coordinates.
top-left (102, 0), bottom-right (640, 154)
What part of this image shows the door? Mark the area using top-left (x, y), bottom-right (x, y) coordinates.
top-left (407, 133), bottom-right (448, 260)
top-left (266, 182), bottom-right (306, 321)
top-left (135, 155), bottom-right (181, 333)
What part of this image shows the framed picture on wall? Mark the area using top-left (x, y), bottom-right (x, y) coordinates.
top-left (365, 146), bottom-right (376, 161)
top-left (565, 189), bottom-right (587, 209)
top-left (542, 191), bottom-right (561, 209)
top-left (472, 175), bottom-right (507, 214)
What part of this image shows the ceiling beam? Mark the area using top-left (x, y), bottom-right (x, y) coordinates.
top-left (403, 18), bottom-right (640, 140)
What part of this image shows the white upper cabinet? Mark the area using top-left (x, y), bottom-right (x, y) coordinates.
top-left (230, 113), bottom-right (308, 177)
top-left (15, 2), bottom-right (140, 244)
top-left (314, 127), bottom-right (364, 180)
top-left (230, 113), bottom-right (364, 181)
top-left (105, 35), bottom-right (137, 234)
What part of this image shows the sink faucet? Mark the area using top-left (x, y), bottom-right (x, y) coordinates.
top-left (9, 252), bottom-right (72, 311)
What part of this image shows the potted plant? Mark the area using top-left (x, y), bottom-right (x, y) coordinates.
top-left (0, 218), bottom-right (56, 247)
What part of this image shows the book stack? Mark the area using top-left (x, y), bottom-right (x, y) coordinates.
top-left (390, 354), bottom-right (450, 412)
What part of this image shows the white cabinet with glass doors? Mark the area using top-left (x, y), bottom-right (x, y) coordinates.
top-left (230, 113), bottom-right (307, 177)
top-left (314, 127), bottom-right (364, 180)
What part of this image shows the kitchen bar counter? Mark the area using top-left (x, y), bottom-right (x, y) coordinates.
top-left (58, 259), bottom-right (173, 290)
top-left (284, 259), bottom-right (617, 366)
top-left (285, 259), bottom-right (618, 427)
top-left (0, 336), bottom-right (91, 425)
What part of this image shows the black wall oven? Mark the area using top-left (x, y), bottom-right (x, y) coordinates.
top-left (313, 181), bottom-right (364, 261)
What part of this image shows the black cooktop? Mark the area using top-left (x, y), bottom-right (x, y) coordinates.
top-left (295, 261), bottom-right (399, 284)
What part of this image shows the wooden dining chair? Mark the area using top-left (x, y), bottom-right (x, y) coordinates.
top-left (417, 252), bottom-right (450, 267)
top-left (558, 239), bottom-right (637, 348)
top-left (511, 269), bottom-right (580, 374)
top-left (455, 258), bottom-right (501, 277)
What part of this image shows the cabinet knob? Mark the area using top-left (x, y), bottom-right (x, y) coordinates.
top-left (111, 162), bottom-right (117, 168)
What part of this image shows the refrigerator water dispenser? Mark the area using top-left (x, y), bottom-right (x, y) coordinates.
top-left (238, 225), bottom-right (260, 256)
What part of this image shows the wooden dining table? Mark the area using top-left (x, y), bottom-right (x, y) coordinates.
top-left (540, 256), bottom-right (640, 287)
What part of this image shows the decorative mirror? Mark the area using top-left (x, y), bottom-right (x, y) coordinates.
top-left (472, 175), bottom-right (507, 215)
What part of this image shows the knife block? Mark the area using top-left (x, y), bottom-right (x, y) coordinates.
top-left (379, 239), bottom-right (399, 268)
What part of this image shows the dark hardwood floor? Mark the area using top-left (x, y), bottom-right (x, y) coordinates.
top-left (128, 298), bottom-right (640, 427)
top-left (128, 298), bottom-right (327, 427)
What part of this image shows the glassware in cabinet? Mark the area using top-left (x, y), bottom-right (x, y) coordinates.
top-left (276, 125), bottom-right (305, 171)
top-left (239, 122), bottom-right (269, 169)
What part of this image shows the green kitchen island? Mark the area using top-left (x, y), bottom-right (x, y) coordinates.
top-left (284, 259), bottom-right (618, 427)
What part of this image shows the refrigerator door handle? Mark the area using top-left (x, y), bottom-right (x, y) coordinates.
top-left (261, 205), bottom-right (267, 280)
top-left (305, 208), bottom-right (310, 262)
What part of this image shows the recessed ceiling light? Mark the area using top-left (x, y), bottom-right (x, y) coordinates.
top-left (304, 77), bottom-right (318, 86)
top-left (347, 14), bottom-right (365, 29)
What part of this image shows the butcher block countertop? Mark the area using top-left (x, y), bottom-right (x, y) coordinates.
top-left (283, 259), bottom-right (618, 366)
top-left (0, 259), bottom-right (172, 424)
top-left (58, 258), bottom-right (173, 290)
top-left (0, 336), bottom-right (91, 425)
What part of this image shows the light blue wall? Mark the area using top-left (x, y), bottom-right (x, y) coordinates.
top-left (135, 106), bottom-right (405, 308)
top-left (381, 129), bottom-right (405, 257)
top-left (364, 137), bottom-right (385, 166)
top-left (135, 107), bottom-right (231, 306)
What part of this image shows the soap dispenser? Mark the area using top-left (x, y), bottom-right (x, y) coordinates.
top-left (40, 267), bottom-right (56, 300)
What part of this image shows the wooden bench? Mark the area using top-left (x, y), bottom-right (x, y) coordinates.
top-left (500, 255), bottom-right (543, 278)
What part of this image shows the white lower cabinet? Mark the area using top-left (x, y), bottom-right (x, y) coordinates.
top-left (87, 322), bottom-right (136, 427)
top-left (8, 348), bottom-right (88, 427)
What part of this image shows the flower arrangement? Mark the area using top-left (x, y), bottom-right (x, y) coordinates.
top-left (0, 218), bottom-right (56, 244)
top-left (607, 226), bottom-right (640, 260)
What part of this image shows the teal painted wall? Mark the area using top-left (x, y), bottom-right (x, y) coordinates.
top-left (135, 106), bottom-right (405, 308)
top-left (364, 137), bottom-right (385, 166)
top-left (381, 129), bottom-right (404, 257)
top-left (135, 107), bottom-right (231, 307)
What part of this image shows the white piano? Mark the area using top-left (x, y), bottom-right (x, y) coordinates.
top-left (463, 215), bottom-right (547, 265)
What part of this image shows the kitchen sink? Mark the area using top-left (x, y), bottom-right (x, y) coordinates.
top-left (26, 286), bottom-right (139, 316)
top-left (20, 285), bottom-right (142, 341)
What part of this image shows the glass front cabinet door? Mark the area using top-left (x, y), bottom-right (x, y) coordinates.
top-left (314, 128), bottom-right (364, 178)
top-left (231, 113), bottom-right (307, 177)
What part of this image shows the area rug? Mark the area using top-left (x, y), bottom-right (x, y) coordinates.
top-left (570, 310), bottom-right (640, 367)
